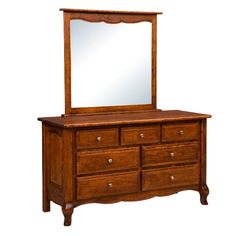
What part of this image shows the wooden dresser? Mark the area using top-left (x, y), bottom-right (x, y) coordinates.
top-left (38, 9), bottom-right (211, 226)
top-left (39, 110), bottom-right (210, 225)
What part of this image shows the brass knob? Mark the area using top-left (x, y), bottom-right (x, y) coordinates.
top-left (170, 152), bottom-right (175, 158)
top-left (107, 158), bottom-right (113, 164)
top-left (139, 133), bottom-right (144, 139)
top-left (96, 136), bottom-right (102, 142)
top-left (108, 183), bottom-right (113, 189)
top-left (179, 130), bottom-right (184, 135)
top-left (170, 175), bottom-right (175, 181)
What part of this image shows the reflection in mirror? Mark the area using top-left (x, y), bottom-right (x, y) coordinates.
top-left (70, 20), bottom-right (152, 108)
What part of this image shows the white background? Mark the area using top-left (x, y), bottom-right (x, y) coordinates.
top-left (0, 0), bottom-right (235, 235)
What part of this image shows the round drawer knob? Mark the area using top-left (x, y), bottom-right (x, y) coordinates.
top-left (170, 175), bottom-right (175, 181)
top-left (170, 152), bottom-right (175, 158)
top-left (139, 133), bottom-right (144, 139)
top-left (179, 130), bottom-right (184, 135)
top-left (96, 136), bottom-right (102, 142)
top-left (108, 183), bottom-right (113, 189)
top-left (107, 158), bottom-right (113, 164)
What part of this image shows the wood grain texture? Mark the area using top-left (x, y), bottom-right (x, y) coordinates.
top-left (61, 9), bottom-right (161, 114)
top-left (142, 165), bottom-right (199, 191)
top-left (63, 12), bottom-right (72, 114)
top-left (68, 105), bottom-right (155, 115)
top-left (46, 127), bottom-right (63, 185)
top-left (76, 128), bottom-right (119, 149)
top-left (42, 124), bottom-right (50, 212)
top-left (152, 15), bottom-right (157, 108)
top-left (62, 129), bottom-right (75, 225)
top-left (74, 185), bottom-right (199, 205)
top-left (77, 171), bottom-right (140, 200)
top-left (142, 141), bottom-right (199, 167)
top-left (40, 115), bottom-right (210, 225)
top-left (38, 110), bottom-right (211, 128)
top-left (162, 121), bottom-right (200, 142)
top-left (39, 8), bottom-right (211, 226)
top-left (77, 147), bottom-right (140, 175)
top-left (121, 125), bottom-right (160, 145)
top-left (69, 12), bottom-right (153, 23)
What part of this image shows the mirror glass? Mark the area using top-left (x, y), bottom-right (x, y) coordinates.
top-left (70, 20), bottom-right (152, 108)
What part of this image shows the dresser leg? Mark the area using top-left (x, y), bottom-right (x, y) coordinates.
top-left (199, 184), bottom-right (209, 205)
top-left (62, 203), bottom-right (74, 226)
top-left (43, 196), bottom-right (50, 212)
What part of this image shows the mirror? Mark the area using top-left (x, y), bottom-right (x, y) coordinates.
top-left (70, 20), bottom-right (152, 108)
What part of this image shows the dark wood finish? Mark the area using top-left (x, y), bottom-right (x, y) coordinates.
top-left (76, 128), bottom-right (119, 149)
top-left (63, 12), bottom-right (71, 114)
top-left (142, 165), bottom-right (199, 191)
top-left (68, 105), bottom-right (156, 115)
top-left (162, 121), bottom-right (200, 142)
top-left (121, 125), bottom-right (161, 145)
top-left (152, 15), bottom-right (157, 107)
top-left (77, 147), bottom-right (139, 175)
top-left (76, 171), bottom-right (140, 200)
top-left (61, 9), bottom-right (161, 114)
top-left (46, 127), bottom-right (63, 185)
top-left (60, 8), bottom-right (162, 15)
top-left (42, 124), bottom-right (50, 212)
top-left (38, 110), bottom-right (211, 128)
top-left (142, 141), bottom-right (199, 167)
top-left (40, 112), bottom-right (210, 225)
top-left (62, 129), bottom-right (74, 226)
top-left (199, 119), bottom-right (209, 205)
top-left (69, 12), bottom-right (153, 23)
top-left (62, 202), bottom-right (74, 226)
top-left (74, 185), bottom-right (199, 205)
top-left (39, 9), bottom-right (211, 226)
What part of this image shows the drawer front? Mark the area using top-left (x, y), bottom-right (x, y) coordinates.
top-left (142, 165), bottom-right (198, 191)
top-left (121, 125), bottom-right (161, 146)
top-left (77, 171), bottom-right (140, 199)
top-left (142, 142), bottom-right (199, 167)
top-left (162, 122), bottom-right (200, 142)
top-left (77, 147), bottom-right (140, 175)
top-left (77, 128), bottom-right (119, 149)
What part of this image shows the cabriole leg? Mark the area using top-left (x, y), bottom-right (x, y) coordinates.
top-left (62, 203), bottom-right (74, 226)
top-left (200, 184), bottom-right (209, 205)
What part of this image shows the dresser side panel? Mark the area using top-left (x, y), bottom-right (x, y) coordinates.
top-left (45, 126), bottom-right (63, 186)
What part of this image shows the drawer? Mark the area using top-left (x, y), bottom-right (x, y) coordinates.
top-left (142, 165), bottom-right (199, 191)
top-left (77, 147), bottom-right (140, 175)
top-left (77, 171), bottom-right (140, 200)
top-left (142, 142), bottom-right (199, 167)
top-left (76, 128), bottom-right (119, 149)
top-left (162, 122), bottom-right (200, 142)
top-left (121, 125), bottom-right (161, 146)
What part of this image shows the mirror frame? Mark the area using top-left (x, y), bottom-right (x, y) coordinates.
top-left (60, 9), bottom-right (162, 114)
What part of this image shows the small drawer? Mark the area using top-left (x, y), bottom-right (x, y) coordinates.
top-left (121, 125), bottom-right (161, 146)
top-left (142, 142), bottom-right (199, 167)
top-left (77, 147), bottom-right (140, 175)
top-left (142, 165), bottom-right (199, 191)
top-left (76, 128), bottom-right (119, 149)
top-left (162, 122), bottom-right (200, 142)
top-left (76, 171), bottom-right (140, 200)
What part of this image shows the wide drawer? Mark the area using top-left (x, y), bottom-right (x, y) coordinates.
top-left (76, 128), bottom-right (119, 149)
top-left (77, 171), bottom-right (140, 200)
top-left (142, 165), bottom-right (199, 191)
top-left (162, 122), bottom-right (200, 142)
top-left (121, 125), bottom-right (161, 146)
top-left (142, 142), bottom-right (199, 167)
top-left (77, 147), bottom-right (140, 175)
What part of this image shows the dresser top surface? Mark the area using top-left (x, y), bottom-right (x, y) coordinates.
top-left (38, 110), bottom-right (211, 128)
